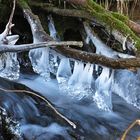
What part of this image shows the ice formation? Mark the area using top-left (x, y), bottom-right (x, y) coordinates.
top-left (93, 67), bottom-right (114, 111)
top-left (56, 57), bottom-right (72, 92)
top-left (67, 62), bottom-right (94, 100)
top-left (48, 15), bottom-right (60, 75)
top-left (0, 34), bottom-right (20, 80)
top-left (113, 69), bottom-right (140, 109)
top-left (29, 46), bottom-right (50, 80)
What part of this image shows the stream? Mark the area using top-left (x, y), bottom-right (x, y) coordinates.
top-left (0, 70), bottom-right (140, 140)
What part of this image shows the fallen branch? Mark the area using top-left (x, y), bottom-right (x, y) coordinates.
top-left (55, 46), bottom-right (140, 69)
top-left (0, 41), bottom-right (83, 53)
top-left (0, 41), bottom-right (140, 69)
top-left (0, 87), bottom-right (76, 129)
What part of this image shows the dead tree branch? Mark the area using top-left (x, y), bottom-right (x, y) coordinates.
top-left (0, 41), bottom-right (83, 53)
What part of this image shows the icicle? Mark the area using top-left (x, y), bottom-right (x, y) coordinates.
top-left (48, 15), bottom-right (60, 41)
top-left (83, 22), bottom-right (134, 59)
top-left (68, 61), bottom-right (84, 86)
top-left (93, 67), bottom-right (113, 111)
top-left (49, 50), bottom-right (59, 75)
top-left (29, 19), bottom-right (51, 81)
top-left (68, 62), bottom-right (94, 100)
top-left (48, 15), bottom-right (60, 75)
top-left (57, 58), bottom-right (71, 82)
top-left (77, 63), bottom-right (93, 88)
top-left (122, 35), bottom-right (128, 50)
top-left (0, 35), bottom-right (20, 80)
top-left (113, 69), bottom-right (140, 110)
top-left (56, 58), bottom-right (71, 92)
top-left (29, 46), bottom-right (50, 80)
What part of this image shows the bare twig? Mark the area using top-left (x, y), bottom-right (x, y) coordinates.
top-left (121, 119), bottom-right (140, 140)
top-left (0, 41), bottom-right (83, 53)
top-left (0, 87), bottom-right (76, 129)
top-left (1, 0), bottom-right (16, 38)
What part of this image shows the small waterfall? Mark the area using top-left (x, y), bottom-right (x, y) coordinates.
top-left (0, 34), bottom-right (20, 80)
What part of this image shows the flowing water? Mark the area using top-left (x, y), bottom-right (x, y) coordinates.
top-left (0, 71), bottom-right (140, 140)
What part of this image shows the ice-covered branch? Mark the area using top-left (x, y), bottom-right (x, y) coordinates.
top-left (83, 21), bottom-right (135, 58)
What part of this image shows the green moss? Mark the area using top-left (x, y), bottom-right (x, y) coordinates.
top-left (111, 12), bottom-right (129, 23)
top-left (84, 0), bottom-right (140, 49)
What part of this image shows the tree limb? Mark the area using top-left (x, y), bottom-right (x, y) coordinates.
top-left (121, 119), bottom-right (140, 140)
top-left (0, 41), bottom-right (83, 53)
